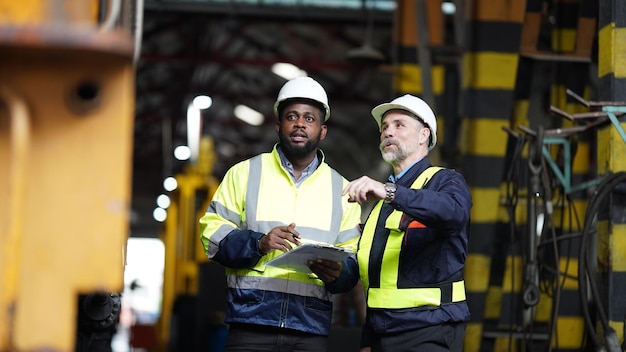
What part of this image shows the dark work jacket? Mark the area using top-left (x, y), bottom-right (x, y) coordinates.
top-left (328, 157), bottom-right (473, 335)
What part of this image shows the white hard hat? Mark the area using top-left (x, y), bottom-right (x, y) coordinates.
top-left (371, 94), bottom-right (438, 150)
top-left (273, 76), bottom-right (331, 121)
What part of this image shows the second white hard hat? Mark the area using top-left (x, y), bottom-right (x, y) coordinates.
top-left (273, 76), bottom-right (331, 121)
top-left (371, 94), bottom-right (438, 150)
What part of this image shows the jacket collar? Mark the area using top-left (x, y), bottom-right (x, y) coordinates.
top-left (394, 157), bottom-right (432, 187)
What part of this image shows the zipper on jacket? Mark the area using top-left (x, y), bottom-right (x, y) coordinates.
top-left (279, 293), bottom-right (289, 328)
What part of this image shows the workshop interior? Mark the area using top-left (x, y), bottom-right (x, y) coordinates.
top-left (1, 0), bottom-right (626, 351)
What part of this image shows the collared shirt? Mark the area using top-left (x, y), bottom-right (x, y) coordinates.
top-left (277, 145), bottom-right (320, 186)
top-left (388, 157), bottom-right (423, 183)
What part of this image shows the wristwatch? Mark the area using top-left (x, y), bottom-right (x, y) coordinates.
top-left (384, 182), bottom-right (397, 203)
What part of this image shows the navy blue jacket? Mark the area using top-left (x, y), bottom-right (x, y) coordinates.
top-left (329, 158), bottom-right (472, 334)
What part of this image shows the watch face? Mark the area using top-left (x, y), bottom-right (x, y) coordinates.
top-left (384, 182), bottom-right (396, 203)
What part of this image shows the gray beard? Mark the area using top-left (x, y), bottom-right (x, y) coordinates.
top-left (382, 150), bottom-right (404, 166)
top-left (380, 140), bottom-right (406, 166)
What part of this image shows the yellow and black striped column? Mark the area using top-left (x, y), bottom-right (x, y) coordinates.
top-left (393, 0), bottom-right (446, 144)
top-left (543, 55), bottom-right (594, 352)
top-left (596, 0), bottom-right (626, 346)
top-left (482, 0), bottom-right (599, 350)
top-left (457, 1), bottom-right (527, 351)
top-left (483, 54), bottom-right (532, 352)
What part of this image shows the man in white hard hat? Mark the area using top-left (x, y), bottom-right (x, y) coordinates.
top-left (312, 94), bottom-right (473, 351)
top-left (199, 76), bottom-right (362, 352)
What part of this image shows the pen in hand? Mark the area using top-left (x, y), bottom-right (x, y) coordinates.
top-left (259, 223), bottom-right (301, 253)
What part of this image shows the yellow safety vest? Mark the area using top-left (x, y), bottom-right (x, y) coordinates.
top-left (357, 166), bottom-right (466, 309)
top-left (200, 147), bottom-right (361, 299)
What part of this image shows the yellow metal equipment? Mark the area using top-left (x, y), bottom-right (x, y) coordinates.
top-left (0, 1), bottom-right (139, 351)
top-left (155, 136), bottom-right (220, 351)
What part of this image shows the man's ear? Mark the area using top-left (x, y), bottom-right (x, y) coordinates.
top-left (420, 127), bottom-right (430, 145)
top-left (320, 124), bottom-right (328, 141)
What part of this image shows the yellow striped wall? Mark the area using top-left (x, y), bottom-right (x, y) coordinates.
top-left (596, 0), bottom-right (626, 347)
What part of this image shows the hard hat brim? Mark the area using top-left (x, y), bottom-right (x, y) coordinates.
top-left (273, 76), bottom-right (331, 121)
top-left (370, 101), bottom-right (438, 150)
top-left (274, 98), bottom-right (330, 122)
top-left (371, 102), bottom-right (423, 128)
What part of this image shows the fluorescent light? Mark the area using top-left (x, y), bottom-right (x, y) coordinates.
top-left (174, 145), bottom-right (191, 161)
top-left (271, 62), bottom-right (307, 80)
top-left (442, 2), bottom-right (456, 14)
top-left (192, 95), bottom-right (212, 109)
top-left (234, 104), bottom-right (264, 126)
top-left (187, 104), bottom-right (201, 162)
top-left (163, 176), bottom-right (178, 191)
top-left (157, 194), bottom-right (171, 209)
top-left (153, 207), bottom-right (167, 222)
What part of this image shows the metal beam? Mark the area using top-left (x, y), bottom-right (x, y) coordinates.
top-left (144, 0), bottom-right (394, 25)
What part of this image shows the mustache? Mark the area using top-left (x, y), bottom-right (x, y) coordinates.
top-left (380, 138), bottom-right (398, 150)
top-left (290, 130), bottom-right (307, 138)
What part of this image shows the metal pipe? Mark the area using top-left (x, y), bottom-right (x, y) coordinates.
top-left (415, 0), bottom-right (434, 106)
top-left (0, 85), bottom-right (30, 350)
top-left (134, 0), bottom-right (145, 64)
top-left (100, 0), bottom-right (122, 32)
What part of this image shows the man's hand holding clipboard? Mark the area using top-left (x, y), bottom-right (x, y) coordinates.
top-left (265, 238), bottom-right (352, 280)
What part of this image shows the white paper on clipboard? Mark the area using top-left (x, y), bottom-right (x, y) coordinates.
top-left (265, 243), bottom-right (353, 273)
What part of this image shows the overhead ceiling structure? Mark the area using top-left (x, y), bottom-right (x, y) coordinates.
top-left (130, 0), bottom-right (396, 237)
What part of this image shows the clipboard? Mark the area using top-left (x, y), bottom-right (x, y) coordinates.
top-left (265, 243), bottom-right (353, 273)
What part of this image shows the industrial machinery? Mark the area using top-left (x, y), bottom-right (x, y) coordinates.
top-left (0, 1), bottom-right (141, 351)
top-left (153, 137), bottom-right (222, 352)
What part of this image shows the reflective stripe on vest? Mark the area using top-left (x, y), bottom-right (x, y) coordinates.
top-left (245, 153), bottom-right (344, 241)
top-left (359, 166), bottom-right (466, 309)
top-left (226, 272), bottom-right (331, 301)
top-left (224, 151), bottom-right (347, 298)
top-left (368, 280), bottom-right (466, 309)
